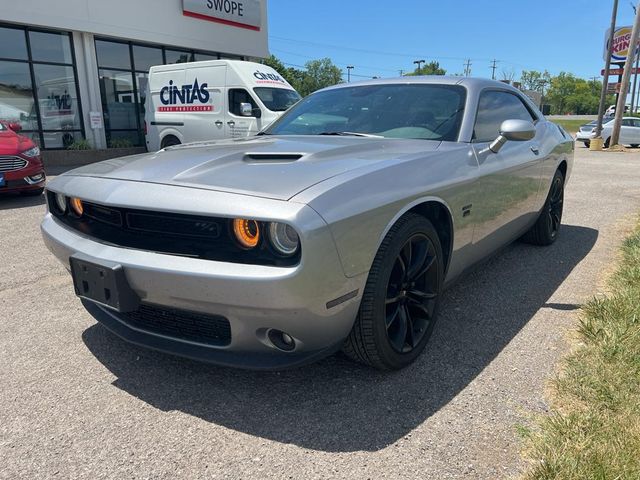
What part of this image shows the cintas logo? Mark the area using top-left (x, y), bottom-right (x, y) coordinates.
top-left (253, 70), bottom-right (286, 85)
top-left (158, 78), bottom-right (213, 112)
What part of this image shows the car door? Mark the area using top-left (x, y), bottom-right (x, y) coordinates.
top-left (620, 118), bottom-right (639, 145)
top-left (226, 88), bottom-right (263, 138)
top-left (469, 89), bottom-right (544, 261)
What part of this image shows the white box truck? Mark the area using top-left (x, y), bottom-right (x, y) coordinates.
top-left (144, 60), bottom-right (301, 151)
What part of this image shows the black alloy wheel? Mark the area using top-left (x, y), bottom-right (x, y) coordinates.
top-left (384, 234), bottom-right (438, 353)
top-left (343, 213), bottom-right (444, 370)
top-left (547, 173), bottom-right (564, 240)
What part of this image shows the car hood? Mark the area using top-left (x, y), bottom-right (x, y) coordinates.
top-left (0, 130), bottom-right (32, 155)
top-left (65, 136), bottom-right (442, 201)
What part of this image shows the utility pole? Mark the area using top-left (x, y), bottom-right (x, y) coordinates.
top-left (490, 59), bottom-right (498, 80)
top-left (611, 0), bottom-right (640, 147)
top-left (413, 59), bottom-right (425, 74)
top-left (399, 69), bottom-right (404, 76)
top-left (464, 59), bottom-right (472, 77)
top-left (631, 51), bottom-right (640, 113)
top-left (595, 0), bottom-right (619, 140)
top-left (346, 65), bottom-right (354, 83)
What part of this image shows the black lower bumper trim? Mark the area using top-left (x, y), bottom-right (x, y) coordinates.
top-left (82, 299), bottom-right (343, 370)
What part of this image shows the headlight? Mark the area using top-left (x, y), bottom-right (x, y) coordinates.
top-left (54, 193), bottom-right (67, 213)
top-left (269, 222), bottom-right (299, 256)
top-left (21, 146), bottom-right (40, 158)
top-left (70, 197), bottom-right (84, 216)
top-left (233, 218), bottom-right (260, 248)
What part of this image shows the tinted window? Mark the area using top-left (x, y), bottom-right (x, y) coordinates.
top-left (473, 91), bottom-right (535, 142)
top-left (95, 40), bottom-right (131, 70)
top-left (29, 31), bottom-right (73, 64)
top-left (266, 84), bottom-right (466, 141)
top-left (132, 45), bottom-right (163, 72)
top-left (229, 89), bottom-right (258, 116)
top-left (254, 88), bottom-right (301, 112)
top-left (0, 26), bottom-right (27, 60)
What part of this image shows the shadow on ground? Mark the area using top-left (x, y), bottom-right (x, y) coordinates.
top-left (0, 192), bottom-right (45, 211)
top-left (82, 224), bottom-right (597, 452)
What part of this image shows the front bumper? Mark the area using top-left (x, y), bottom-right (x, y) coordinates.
top-left (1, 163), bottom-right (45, 193)
top-left (575, 132), bottom-right (595, 141)
top-left (41, 200), bottom-right (365, 369)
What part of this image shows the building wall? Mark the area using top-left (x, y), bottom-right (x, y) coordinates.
top-left (2, 0), bottom-right (269, 58)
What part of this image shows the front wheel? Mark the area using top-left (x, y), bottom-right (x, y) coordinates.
top-left (522, 169), bottom-right (564, 246)
top-left (343, 213), bottom-right (444, 370)
top-left (583, 141), bottom-right (590, 148)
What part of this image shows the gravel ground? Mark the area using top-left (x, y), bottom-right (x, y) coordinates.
top-left (1, 146), bottom-right (640, 479)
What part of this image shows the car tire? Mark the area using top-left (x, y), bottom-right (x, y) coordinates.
top-left (583, 141), bottom-right (590, 148)
top-left (343, 213), bottom-right (444, 370)
top-left (161, 136), bottom-right (181, 148)
top-left (21, 187), bottom-right (44, 196)
top-left (632, 144), bottom-right (639, 148)
top-left (521, 169), bottom-right (564, 246)
top-left (604, 137), bottom-right (611, 148)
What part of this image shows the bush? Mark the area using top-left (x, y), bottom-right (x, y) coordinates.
top-left (66, 139), bottom-right (92, 150)
top-left (109, 138), bottom-right (134, 148)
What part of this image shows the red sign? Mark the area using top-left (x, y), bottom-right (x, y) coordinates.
top-left (157, 105), bottom-right (213, 112)
top-left (601, 67), bottom-right (640, 75)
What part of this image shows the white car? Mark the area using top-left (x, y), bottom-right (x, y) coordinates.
top-left (578, 117), bottom-right (640, 148)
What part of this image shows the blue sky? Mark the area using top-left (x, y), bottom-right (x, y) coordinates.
top-left (268, 0), bottom-right (637, 81)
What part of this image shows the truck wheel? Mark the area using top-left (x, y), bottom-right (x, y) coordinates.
top-left (161, 136), bottom-right (180, 148)
top-left (343, 213), bottom-right (443, 370)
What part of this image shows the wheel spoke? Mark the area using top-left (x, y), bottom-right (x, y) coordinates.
top-left (407, 240), bottom-right (429, 280)
top-left (408, 289), bottom-right (437, 301)
top-left (412, 254), bottom-right (436, 282)
top-left (389, 305), bottom-right (408, 351)
top-left (403, 304), bottom-right (415, 348)
top-left (400, 241), bottom-right (412, 280)
top-left (386, 304), bottom-right (400, 328)
top-left (385, 294), bottom-right (402, 305)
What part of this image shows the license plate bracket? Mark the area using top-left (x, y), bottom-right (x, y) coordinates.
top-left (70, 254), bottom-right (139, 312)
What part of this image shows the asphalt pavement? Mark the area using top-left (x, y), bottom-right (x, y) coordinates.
top-left (1, 146), bottom-right (640, 479)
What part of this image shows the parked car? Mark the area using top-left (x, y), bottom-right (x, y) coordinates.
top-left (144, 60), bottom-right (301, 151)
top-left (0, 121), bottom-right (45, 196)
top-left (604, 104), bottom-right (630, 116)
top-left (579, 117), bottom-right (640, 148)
top-left (42, 77), bottom-right (574, 370)
top-left (575, 117), bottom-right (613, 146)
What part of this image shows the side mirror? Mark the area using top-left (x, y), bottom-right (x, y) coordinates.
top-left (253, 107), bottom-right (262, 119)
top-left (489, 119), bottom-right (535, 153)
top-left (8, 122), bottom-right (22, 133)
top-left (239, 102), bottom-right (254, 117)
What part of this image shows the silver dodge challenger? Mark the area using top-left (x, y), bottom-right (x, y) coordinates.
top-left (42, 77), bottom-right (573, 370)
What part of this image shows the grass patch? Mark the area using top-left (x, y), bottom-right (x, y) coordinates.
top-left (520, 221), bottom-right (640, 479)
top-left (551, 119), bottom-right (587, 133)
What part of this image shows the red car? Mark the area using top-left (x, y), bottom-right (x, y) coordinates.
top-left (0, 121), bottom-right (45, 196)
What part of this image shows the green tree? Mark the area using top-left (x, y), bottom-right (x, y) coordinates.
top-left (261, 55), bottom-right (304, 91)
top-left (406, 61), bottom-right (446, 76)
top-left (298, 58), bottom-right (343, 96)
top-left (520, 70), bottom-right (551, 92)
top-left (545, 72), bottom-right (612, 115)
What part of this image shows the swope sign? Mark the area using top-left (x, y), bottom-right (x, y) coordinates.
top-left (183, 0), bottom-right (261, 31)
top-left (604, 26), bottom-right (640, 63)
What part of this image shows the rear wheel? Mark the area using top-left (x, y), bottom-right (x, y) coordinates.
top-left (604, 137), bottom-right (611, 148)
top-left (522, 169), bottom-right (564, 246)
top-left (161, 135), bottom-right (180, 148)
top-left (343, 213), bottom-right (443, 370)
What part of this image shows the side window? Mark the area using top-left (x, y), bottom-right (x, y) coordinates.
top-left (633, 119), bottom-right (640, 128)
top-left (228, 88), bottom-right (257, 117)
top-left (622, 118), bottom-right (635, 127)
top-left (473, 91), bottom-right (535, 142)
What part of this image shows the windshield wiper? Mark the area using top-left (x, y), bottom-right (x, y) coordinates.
top-left (318, 131), bottom-right (384, 138)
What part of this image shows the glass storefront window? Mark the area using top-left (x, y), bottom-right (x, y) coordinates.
top-left (132, 45), bottom-right (163, 71)
top-left (0, 61), bottom-right (37, 130)
top-left (165, 49), bottom-right (193, 64)
top-left (33, 64), bottom-right (82, 132)
top-left (194, 52), bottom-right (220, 62)
top-left (95, 40), bottom-right (131, 70)
top-left (29, 31), bottom-right (73, 64)
top-left (99, 69), bottom-right (138, 130)
top-left (0, 26), bottom-right (27, 60)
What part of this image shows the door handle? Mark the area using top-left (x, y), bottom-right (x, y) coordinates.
top-left (215, 120), bottom-right (223, 127)
top-left (227, 121), bottom-right (235, 126)
top-left (530, 144), bottom-right (540, 155)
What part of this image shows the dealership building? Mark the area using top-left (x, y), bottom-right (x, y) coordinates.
top-left (1, 0), bottom-right (268, 150)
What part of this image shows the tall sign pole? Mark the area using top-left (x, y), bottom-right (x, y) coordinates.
top-left (611, 1), bottom-right (640, 147)
top-left (596, 0), bottom-right (619, 139)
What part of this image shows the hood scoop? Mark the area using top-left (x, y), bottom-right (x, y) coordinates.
top-left (243, 152), bottom-right (304, 162)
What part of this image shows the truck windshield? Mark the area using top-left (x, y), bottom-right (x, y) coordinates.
top-left (264, 84), bottom-right (467, 141)
top-left (253, 88), bottom-right (301, 112)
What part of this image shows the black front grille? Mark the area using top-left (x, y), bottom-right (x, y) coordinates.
top-left (46, 192), bottom-right (300, 267)
top-left (119, 304), bottom-right (231, 346)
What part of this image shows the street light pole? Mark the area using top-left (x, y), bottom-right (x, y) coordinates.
top-left (611, 0), bottom-right (640, 147)
top-left (346, 65), bottom-right (354, 83)
top-left (596, 0), bottom-right (619, 139)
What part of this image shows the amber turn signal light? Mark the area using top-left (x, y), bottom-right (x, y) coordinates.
top-left (233, 218), bottom-right (260, 248)
top-left (70, 197), bottom-right (84, 216)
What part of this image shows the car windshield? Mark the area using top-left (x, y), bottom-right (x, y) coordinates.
top-left (253, 88), bottom-right (302, 112)
top-left (264, 83), bottom-right (467, 141)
